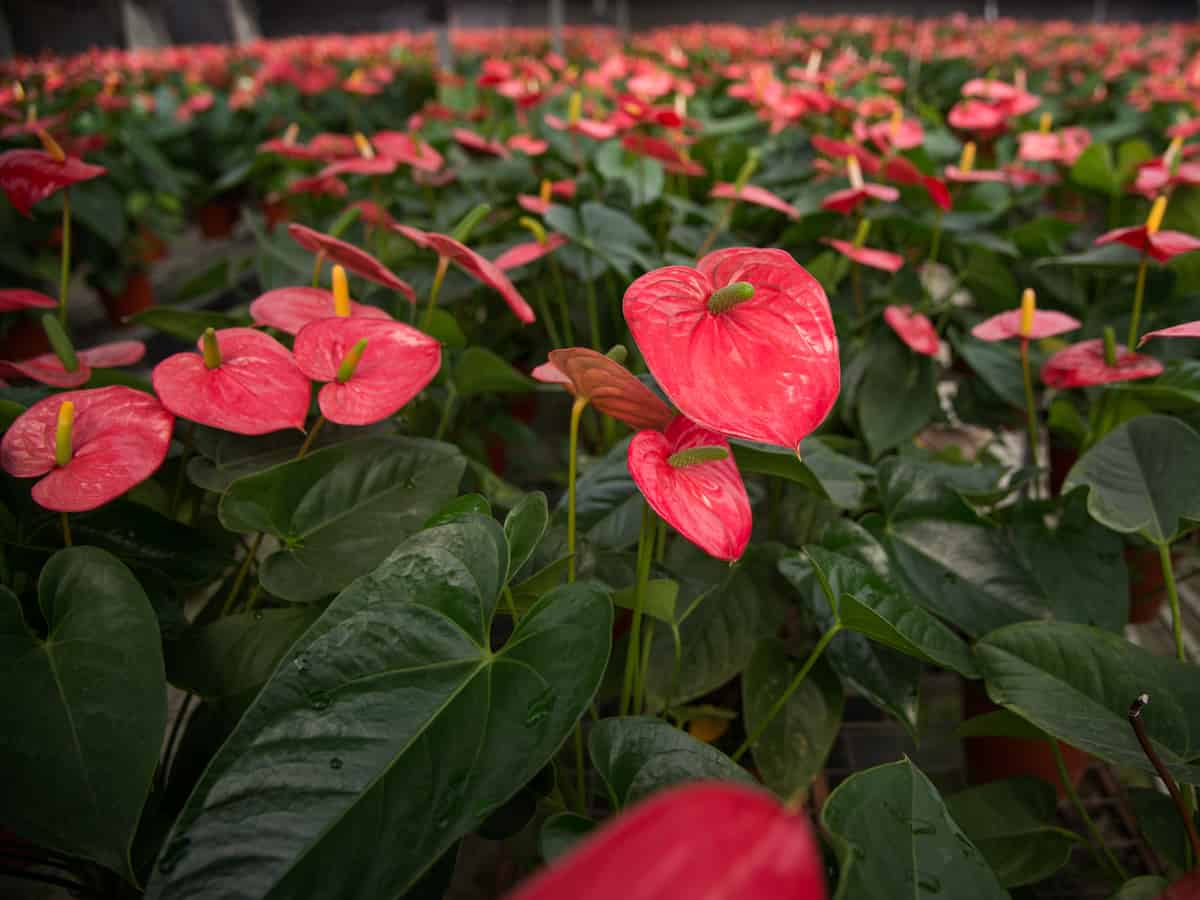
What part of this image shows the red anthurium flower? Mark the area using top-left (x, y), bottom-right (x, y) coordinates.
top-left (621, 133), bottom-right (705, 177)
top-left (821, 182), bottom-right (898, 215)
top-left (452, 128), bottom-right (510, 158)
top-left (0, 140), bottom-right (106, 216)
top-left (623, 247), bottom-right (839, 452)
top-left (518, 179), bottom-right (576, 215)
top-left (1159, 870), bottom-right (1200, 900)
top-left (279, 174), bottom-right (348, 199)
top-left (810, 135), bottom-right (881, 178)
top-left (0, 386), bottom-right (173, 512)
top-left (493, 234), bottom-right (568, 271)
top-left (507, 134), bottom-right (549, 156)
top-left (971, 302), bottom-right (1080, 342)
top-left (393, 224), bottom-right (536, 324)
top-left (1018, 128), bottom-right (1090, 166)
top-left (0, 340), bottom-right (144, 388)
top-left (293, 317), bottom-right (441, 425)
top-left (710, 183), bottom-right (800, 220)
top-left (533, 347), bottom-right (674, 430)
top-left (0, 288), bottom-right (57, 311)
top-left (947, 99), bottom-right (1008, 137)
top-left (319, 155), bottom-right (397, 178)
top-left (348, 199), bottom-right (398, 229)
top-left (545, 113), bottom-right (618, 141)
top-left (152, 328), bottom-right (311, 435)
top-left (507, 782), bottom-right (825, 900)
top-left (822, 239), bottom-right (904, 273)
top-left (287, 223), bottom-right (415, 300)
top-left (1041, 339), bottom-right (1163, 389)
top-left (249, 286), bottom-right (390, 336)
top-left (1139, 320), bottom-right (1200, 345)
top-left (629, 416), bottom-right (751, 561)
top-left (884, 305), bottom-right (940, 356)
top-left (1095, 207), bottom-right (1200, 263)
top-left (371, 131), bottom-right (443, 173)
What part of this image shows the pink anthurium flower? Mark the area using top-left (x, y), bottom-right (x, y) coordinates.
top-left (884, 305), bottom-right (940, 356)
top-left (545, 112), bottom-right (618, 141)
top-left (822, 238), bottom-right (904, 273)
top-left (0, 386), bottom-right (173, 512)
top-left (629, 416), bottom-right (751, 561)
top-left (506, 782), bottom-right (825, 900)
top-left (518, 179), bottom-right (576, 215)
top-left (452, 127), bottom-right (511, 158)
top-left (371, 131), bottom-right (444, 172)
top-left (810, 135), bottom-right (881, 177)
top-left (623, 247), bottom-right (839, 452)
top-left (532, 347), bottom-right (674, 430)
top-left (709, 182), bottom-right (800, 219)
top-left (0, 340), bottom-right (144, 388)
top-left (0, 133), bottom-right (106, 216)
top-left (971, 301), bottom-right (1080, 342)
top-left (152, 327), bottom-right (311, 435)
top-left (507, 134), bottom-right (548, 156)
top-left (249, 285), bottom-right (390, 335)
top-left (1017, 127), bottom-right (1090, 166)
top-left (821, 156), bottom-right (898, 215)
top-left (0, 288), bottom-right (57, 311)
top-left (287, 223), bottom-right (416, 300)
top-left (493, 233), bottom-right (568, 271)
top-left (1139, 320), bottom-right (1200, 345)
top-left (1095, 207), bottom-right (1200, 262)
top-left (393, 224), bottom-right (536, 324)
top-left (293, 317), bottom-right (441, 425)
top-left (1041, 338), bottom-right (1163, 389)
top-left (620, 133), bottom-right (705, 176)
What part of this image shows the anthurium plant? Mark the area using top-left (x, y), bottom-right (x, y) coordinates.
top-left (3, 13), bottom-right (1200, 900)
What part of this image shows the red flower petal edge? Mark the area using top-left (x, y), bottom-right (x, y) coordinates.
top-left (0, 288), bottom-right (58, 311)
top-left (629, 416), bottom-right (751, 561)
top-left (1139, 319), bottom-right (1200, 345)
top-left (1040, 339), bottom-right (1163, 389)
top-left (0, 385), bottom-right (173, 512)
top-left (884, 305), bottom-right (940, 356)
top-left (971, 308), bottom-right (1081, 341)
top-left (822, 239), bottom-right (904, 273)
top-left (493, 234), bottom-right (568, 271)
top-left (249, 286), bottom-right (391, 335)
top-left (0, 340), bottom-right (144, 388)
top-left (546, 347), bottom-right (675, 431)
top-left (0, 149), bottom-right (106, 216)
top-left (293, 317), bottom-right (441, 425)
top-left (624, 248), bottom-right (839, 452)
top-left (505, 781), bottom-right (825, 900)
top-left (287, 223), bottom-right (415, 300)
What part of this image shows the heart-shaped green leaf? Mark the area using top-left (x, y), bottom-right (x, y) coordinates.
top-left (1064, 414), bottom-right (1200, 544)
top-left (822, 758), bottom-right (1008, 900)
top-left (0, 547), bottom-right (165, 881)
top-left (454, 347), bottom-right (535, 398)
top-left (505, 491), bottom-right (549, 583)
top-left (148, 516), bottom-right (612, 900)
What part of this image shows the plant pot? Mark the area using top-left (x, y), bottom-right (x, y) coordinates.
top-left (1048, 439), bottom-right (1078, 498)
top-left (1125, 544), bottom-right (1172, 625)
top-left (196, 200), bottom-right (239, 239)
top-left (99, 271), bottom-right (155, 326)
top-left (137, 226), bottom-right (168, 264)
top-left (0, 316), bottom-right (52, 361)
top-left (961, 680), bottom-right (1089, 799)
top-left (263, 198), bottom-right (293, 231)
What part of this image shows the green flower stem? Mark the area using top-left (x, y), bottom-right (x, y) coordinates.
top-left (222, 532), bottom-right (264, 617)
top-left (311, 252), bottom-right (324, 288)
top-left (534, 279), bottom-right (563, 348)
top-left (420, 256), bottom-right (449, 332)
top-left (635, 619), bottom-right (656, 715)
top-left (1127, 252), bottom-right (1149, 350)
top-left (1158, 542), bottom-right (1187, 663)
top-left (60, 512), bottom-right (71, 548)
top-left (696, 201), bottom-right (734, 260)
top-left (1051, 739), bottom-right (1128, 884)
top-left (732, 623), bottom-right (842, 762)
top-left (434, 382), bottom-right (457, 442)
top-left (566, 396), bottom-right (588, 583)
top-left (1020, 337), bottom-right (1040, 475)
top-left (928, 209), bottom-right (944, 266)
top-left (549, 255), bottom-right (574, 345)
top-left (584, 272), bottom-right (602, 351)
top-left (619, 501), bottom-right (655, 717)
top-left (58, 191), bottom-right (71, 326)
top-left (297, 415), bottom-right (326, 459)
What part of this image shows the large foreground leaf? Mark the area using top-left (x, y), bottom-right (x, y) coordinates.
top-left (219, 436), bottom-right (465, 602)
top-left (148, 517), bottom-right (612, 900)
top-left (0, 547), bottom-right (165, 881)
top-left (978, 622), bottom-right (1200, 783)
top-left (822, 759), bottom-right (1008, 900)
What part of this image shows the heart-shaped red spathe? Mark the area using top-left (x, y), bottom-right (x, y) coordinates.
top-left (710, 182), bottom-right (801, 219)
top-left (492, 234), bottom-right (568, 271)
top-left (1040, 339), bottom-right (1163, 389)
top-left (1095, 224), bottom-right (1200, 263)
top-left (971, 308), bottom-right (1080, 341)
top-left (152, 328), bottom-right (311, 435)
top-left (287, 223), bottom-right (415, 300)
top-left (539, 347), bottom-right (675, 430)
top-left (0, 288), bottom-right (57, 311)
top-left (293, 317), bottom-right (441, 425)
top-left (248, 286), bottom-right (391, 335)
top-left (0, 149), bottom-right (107, 216)
top-left (624, 248), bottom-right (839, 452)
top-left (628, 416), bottom-right (751, 561)
top-left (0, 386), bottom-right (174, 512)
top-left (884, 305), bottom-right (940, 356)
top-left (505, 781), bottom-right (826, 900)
top-left (822, 239), bottom-right (904, 273)
top-left (0, 340), bottom-right (145, 387)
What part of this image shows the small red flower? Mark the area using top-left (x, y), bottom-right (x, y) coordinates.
top-left (506, 782), bottom-right (825, 900)
top-left (629, 416), bottom-right (751, 561)
top-left (1040, 339), bottom-right (1163, 389)
top-left (0, 288), bottom-right (57, 311)
top-left (249, 286), bottom-right (391, 335)
top-left (518, 179), bottom-right (576, 215)
top-left (452, 128), bottom-right (510, 158)
top-left (710, 183), bottom-right (800, 219)
top-left (620, 134), bottom-right (705, 177)
top-left (545, 113), bottom-right (618, 141)
top-left (623, 248), bottom-right (839, 452)
top-left (152, 328), bottom-right (311, 435)
top-left (822, 239), bottom-right (904, 273)
top-left (507, 134), bottom-right (549, 156)
top-left (287, 223), bottom-right (415, 300)
top-left (1138, 320), bottom-right (1200, 345)
top-left (0, 145), bottom-right (106, 216)
top-left (971, 307), bottom-right (1080, 342)
top-left (532, 347), bottom-right (674, 430)
top-left (493, 234), bottom-right (568, 271)
top-left (293, 317), bottom-right (441, 425)
top-left (884, 305), bottom-right (940, 356)
top-left (0, 340), bottom-right (144, 388)
top-left (319, 156), bottom-right (397, 178)
top-left (372, 131), bottom-right (443, 172)
top-left (1095, 224), bottom-right (1200, 263)
top-left (1, 386), bottom-right (173, 512)
top-left (810, 135), bottom-right (881, 177)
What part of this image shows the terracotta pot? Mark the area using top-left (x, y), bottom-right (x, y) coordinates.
top-left (263, 198), bottom-right (293, 231)
top-left (137, 227), bottom-right (168, 264)
top-left (961, 680), bottom-right (1089, 799)
top-left (1048, 439), bottom-right (1078, 498)
top-left (99, 271), bottom-right (155, 326)
top-left (1125, 544), bottom-right (1172, 625)
top-left (0, 316), bottom-right (52, 360)
top-left (196, 200), bottom-right (239, 239)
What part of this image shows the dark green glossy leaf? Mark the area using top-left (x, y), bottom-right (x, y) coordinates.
top-left (130, 307), bottom-right (251, 342)
top-left (956, 709), bottom-right (1050, 742)
top-left (1070, 142), bottom-right (1119, 196)
top-left (742, 638), bottom-right (843, 796)
top-left (425, 493), bottom-right (491, 528)
top-left (955, 334), bottom-right (1026, 409)
top-left (730, 439), bottom-right (826, 497)
top-left (1035, 243), bottom-right (1142, 269)
top-left (799, 437), bottom-right (873, 510)
top-left (1064, 414), bottom-right (1200, 544)
top-left (454, 347), bottom-right (535, 398)
top-left (539, 812), bottom-right (594, 862)
top-left (148, 517), bottom-right (612, 900)
top-left (611, 578), bottom-right (679, 625)
top-left (588, 717), bottom-right (752, 808)
top-left (822, 758), bottom-right (1008, 900)
top-left (978, 622), bottom-right (1200, 783)
top-left (1127, 787), bottom-right (1193, 872)
top-left (944, 778), bottom-right (1079, 887)
top-left (219, 436), bottom-right (465, 603)
top-left (0, 547), bottom-right (165, 881)
top-left (857, 332), bottom-right (938, 458)
top-left (505, 491), bottom-right (548, 583)
top-left (544, 202), bottom-right (654, 278)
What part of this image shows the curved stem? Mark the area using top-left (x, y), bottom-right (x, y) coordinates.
top-left (1159, 542), bottom-right (1187, 663)
top-left (60, 512), bottom-right (71, 547)
top-left (159, 691), bottom-right (194, 790)
top-left (1128, 694), bottom-right (1200, 869)
top-left (434, 382), bottom-right (457, 443)
top-left (928, 209), bottom-right (943, 266)
top-left (1127, 252), bottom-right (1149, 350)
top-left (1020, 338), bottom-right (1040, 476)
top-left (297, 415), bottom-right (326, 460)
top-left (584, 272), bottom-right (602, 351)
top-left (534, 279), bottom-right (562, 348)
top-left (635, 619), bottom-right (656, 715)
top-left (566, 397), bottom-right (587, 582)
top-left (619, 502), bottom-right (654, 717)
top-left (58, 191), bottom-right (71, 326)
top-left (311, 251), bottom-right (324, 288)
top-left (1051, 739), bottom-right (1128, 884)
top-left (733, 624), bottom-right (842, 762)
top-left (851, 261), bottom-right (863, 319)
top-left (696, 201), bottom-right (733, 261)
top-left (573, 722), bottom-right (586, 814)
top-left (420, 257), bottom-right (449, 332)
top-left (549, 256), bottom-right (574, 345)
top-left (222, 532), bottom-right (264, 616)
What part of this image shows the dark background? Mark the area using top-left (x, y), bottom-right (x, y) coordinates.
top-left (2, 0), bottom-right (1197, 59)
